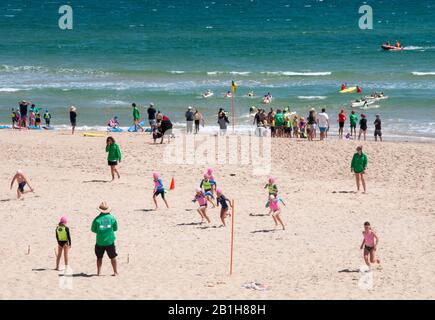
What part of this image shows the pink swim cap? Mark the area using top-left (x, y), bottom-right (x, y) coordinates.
top-left (268, 176), bottom-right (275, 183)
top-left (203, 173), bottom-right (209, 179)
top-left (153, 172), bottom-right (160, 179)
top-left (216, 188), bottom-right (222, 195)
top-left (196, 187), bottom-right (202, 193)
top-left (207, 168), bottom-right (213, 175)
top-left (59, 215), bottom-right (68, 224)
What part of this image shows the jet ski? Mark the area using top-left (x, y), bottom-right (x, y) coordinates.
top-left (202, 90), bottom-right (214, 98)
top-left (351, 99), bottom-right (375, 108)
top-left (381, 44), bottom-right (403, 51)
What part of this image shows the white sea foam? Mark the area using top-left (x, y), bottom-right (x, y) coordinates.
top-left (0, 87), bottom-right (24, 92)
top-left (297, 96), bottom-right (327, 100)
top-left (97, 99), bottom-right (130, 106)
top-left (412, 71), bottom-right (435, 76)
top-left (207, 71), bottom-right (251, 76)
top-left (261, 71), bottom-right (331, 76)
top-left (168, 70), bottom-right (185, 74)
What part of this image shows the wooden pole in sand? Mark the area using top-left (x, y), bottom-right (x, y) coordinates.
top-left (230, 199), bottom-right (235, 275)
top-left (231, 93), bottom-right (235, 134)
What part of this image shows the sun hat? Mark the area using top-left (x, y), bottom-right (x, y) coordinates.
top-left (59, 215), bottom-right (68, 224)
top-left (98, 202), bottom-right (111, 214)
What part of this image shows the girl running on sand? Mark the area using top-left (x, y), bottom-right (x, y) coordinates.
top-left (200, 174), bottom-right (216, 207)
top-left (55, 215), bottom-right (71, 271)
top-left (106, 136), bottom-right (121, 181)
top-left (266, 195), bottom-right (286, 230)
top-left (10, 170), bottom-right (34, 199)
top-left (205, 168), bottom-right (217, 194)
top-left (360, 221), bottom-right (380, 270)
top-left (192, 188), bottom-right (211, 223)
top-left (264, 176), bottom-right (278, 197)
top-left (216, 189), bottom-right (232, 227)
top-left (152, 172), bottom-right (169, 210)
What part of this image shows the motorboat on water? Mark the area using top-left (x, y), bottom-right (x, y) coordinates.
top-left (350, 98), bottom-right (375, 108)
top-left (202, 90), bottom-right (214, 98)
top-left (381, 44), bottom-right (403, 51)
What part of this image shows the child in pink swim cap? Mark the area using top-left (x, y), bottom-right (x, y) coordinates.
top-left (200, 174), bottom-right (216, 207)
top-left (192, 188), bottom-right (211, 223)
top-left (55, 215), bottom-right (71, 271)
top-left (264, 176), bottom-right (278, 197)
top-left (266, 195), bottom-right (286, 230)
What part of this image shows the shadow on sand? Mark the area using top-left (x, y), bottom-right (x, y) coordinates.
top-left (82, 180), bottom-right (110, 183)
top-left (251, 229), bottom-right (276, 234)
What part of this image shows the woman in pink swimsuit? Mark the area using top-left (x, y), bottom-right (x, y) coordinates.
top-left (268, 195), bottom-right (286, 230)
top-left (193, 188), bottom-right (211, 224)
top-left (360, 221), bottom-right (380, 269)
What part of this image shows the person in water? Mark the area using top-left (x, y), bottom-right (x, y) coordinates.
top-left (200, 174), bottom-right (216, 207)
top-left (216, 189), bottom-right (232, 227)
top-left (106, 136), bottom-right (121, 181)
top-left (264, 176), bottom-right (278, 197)
top-left (91, 202), bottom-right (119, 276)
top-left (350, 110), bottom-right (358, 137)
top-left (351, 146), bottom-right (368, 193)
top-left (69, 106), bottom-right (77, 135)
top-left (394, 40), bottom-right (401, 48)
top-left (360, 221), bottom-right (380, 270)
top-left (55, 215), bottom-right (71, 271)
top-left (193, 188), bottom-right (211, 223)
top-left (43, 109), bottom-right (52, 127)
top-left (10, 170), bottom-right (34, 199)
top-left (267, 195), bottom-right (286, 230)
top-left (152, 172), bottom-right (169, 210)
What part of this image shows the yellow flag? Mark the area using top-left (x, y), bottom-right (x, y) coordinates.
top-left (231, 81), bottom-right (237, 93)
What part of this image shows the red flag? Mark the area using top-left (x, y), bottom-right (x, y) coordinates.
top-left (170, 177), bottom-right (175, 190)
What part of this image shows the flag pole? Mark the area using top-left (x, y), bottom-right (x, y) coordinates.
top-left (231, 91), bottom-right (235, 134)
top-left (230, 199), bottom-right (235, 275)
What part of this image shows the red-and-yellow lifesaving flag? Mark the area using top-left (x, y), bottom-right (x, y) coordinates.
top-left (231, 80), bottom-right (237, 93)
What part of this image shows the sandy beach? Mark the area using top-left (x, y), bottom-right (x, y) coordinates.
top-left (0, 129), bottom-right (435, 299)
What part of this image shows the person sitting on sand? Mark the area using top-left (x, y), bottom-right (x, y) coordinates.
top-left (91, 202), bottom-right (119, 276)
top-left (152, 172), bottom-right (169, 210)
top-left (55, 215), bottom-right (71, 271)
top-left (351, 146), bottom-right (368, 193)
top-left (216, 189), bottom-right (232, 227)
top-left (360, 221), bottom-right (380, 270)
top-left (10, 170), bottom-right (34, 199)
top-left (106, 136), bottom-right (121, 181)
top-left (108, 116), bottom-right (120, 129)
top-left (192, 188), bottom-right (211, 224)
top-left (266, 195), bottom-right (286, 230)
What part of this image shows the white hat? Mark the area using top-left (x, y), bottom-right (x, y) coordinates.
top-left (70, 106), bottom-right (76, 112)
top-left (188, 106), bottom-right (192, 110)
top-left (98, 201), bottom-right (111, 214)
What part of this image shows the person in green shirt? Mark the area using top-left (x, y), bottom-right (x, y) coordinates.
top-left (132, 102), bottom-right (144, 132)
top-left (106, 136), bottom-right (121, 181)
top-left (274, 109), bottom-right (285, 137)
top-left (350, 110), bottom-right (358, 137)
top-left (351, 145), bottom-right (368, 193)
top-left (91, 202), bottom-right (119, 276)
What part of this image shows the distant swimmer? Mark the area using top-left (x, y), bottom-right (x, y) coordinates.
top-left (247, 91), bottom-right (255, 97)
top-left (10, 169), bottom-right (34, 199)
top-left (108, 116), bottom-right (120, 129)
top-left (202, 90), bottom-right (214, 98)
top-left (224, 91), bottom-right (233, 98)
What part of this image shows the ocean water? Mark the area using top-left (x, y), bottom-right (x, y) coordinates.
top-left (0, 0), bottom-right (434, 139)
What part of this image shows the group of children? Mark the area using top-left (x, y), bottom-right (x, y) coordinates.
top-left (11, 104), bottom-right (52, 129)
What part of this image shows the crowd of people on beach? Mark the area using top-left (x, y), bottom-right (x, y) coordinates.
top-left (251, 106), bottom-right (382, 142)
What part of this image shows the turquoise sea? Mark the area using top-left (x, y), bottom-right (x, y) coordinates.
top-left (0, 0), bottom-right (434, 139)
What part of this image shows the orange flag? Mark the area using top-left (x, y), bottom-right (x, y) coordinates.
top-left (170, 177), bottom-right (175, 190)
